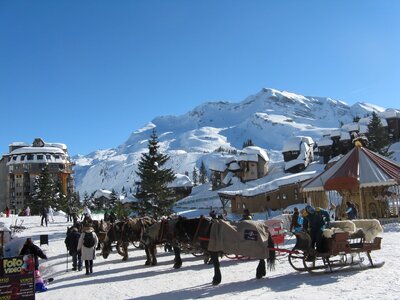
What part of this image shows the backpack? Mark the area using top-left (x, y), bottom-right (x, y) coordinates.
top-left (83, 232), bottom-right (95, 248)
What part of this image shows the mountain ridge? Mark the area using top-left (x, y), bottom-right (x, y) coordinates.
top-left (73, 87), bottom-right (393, 195)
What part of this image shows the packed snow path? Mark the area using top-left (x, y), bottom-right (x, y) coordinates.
top-left (2, 215), bottom-right (399, 300)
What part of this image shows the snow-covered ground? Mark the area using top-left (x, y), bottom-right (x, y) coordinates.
top-left (1, 214), bottom-right (399, 300)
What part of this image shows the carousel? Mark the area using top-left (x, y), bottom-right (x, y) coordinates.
top-left (301, 141), bottom-right (400, 219)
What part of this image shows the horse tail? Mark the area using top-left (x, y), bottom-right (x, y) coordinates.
top-left (267, 234), bottom-right (276, 271)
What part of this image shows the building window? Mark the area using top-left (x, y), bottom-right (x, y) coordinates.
top-left (12, 156), bottom-right (17, 161)
top-left (21, 155), bottom-right (25, 161)
top-left (46, 155), bottom-right (51, 160)
top-left (294, 188), bottom-right (298, 200)
top-left (37, 155), bottom-right (44, 160)
top-left (54, 155), bottom-right (60, 159)
top-left (27, 154), bottom-right (34, 160)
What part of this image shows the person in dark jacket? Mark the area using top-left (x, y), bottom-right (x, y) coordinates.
top-left (240, 208), bottom-right (252, 221)
top-left (346, 201), bottom-right (358, 220)
top-left (19, 238), bottom-right (47, 270)
top-left (40, 207), bottom-right (48, 227)
top-left (290, 207), bottom-right (303, 232)
top-left (65, 227), bottom-right (82, 271)
top-left (302, 205), bottom-right (330, 253)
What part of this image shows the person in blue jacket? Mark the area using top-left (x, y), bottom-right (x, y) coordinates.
top-left (302, 205), bottom-right (330, 253)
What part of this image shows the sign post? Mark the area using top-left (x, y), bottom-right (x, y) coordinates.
top-left (0, 255), bottom-right (35, 299)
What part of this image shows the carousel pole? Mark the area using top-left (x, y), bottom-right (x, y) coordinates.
top-left (359, 187), bottom-right (365, 219)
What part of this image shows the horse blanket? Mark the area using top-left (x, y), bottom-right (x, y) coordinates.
top-left (208, 220), bottom-right (271, 259)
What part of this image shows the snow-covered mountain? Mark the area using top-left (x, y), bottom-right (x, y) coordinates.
top-left (73, 88), bottom-right (393, 195)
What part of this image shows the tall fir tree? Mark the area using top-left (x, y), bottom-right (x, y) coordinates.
top-left (28, 165), bottom-right (56, 214)
top-left (199, 161), bottom-right (208, 184)
top-left (54, 179), bottom-right (67, 212)
top-left (242, 138), bottom-right (254, 148)
top-left (368, 111), bottom-right (390, 155)
top-left (108, 189), bottom-right (118, 209)
top-left (192, 166), bottom-right (198, 186)
top-left (135, 129), bottom-right (175, 219)
top-left (82, 191), bottom-right (92, 209)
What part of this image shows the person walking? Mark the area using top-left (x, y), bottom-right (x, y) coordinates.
top-left (19, 238), bottom-right (48, 270)
top-left (25, 206), bottom-right (31, 216)
top-left (40, 207), bottom-right (48, 227)
top-left (77, 225), bottom-right (98, 275)
top-left (5, 206), bottom-right (10, 218)
top-left (65, 227), bottom-right (82, 271)
top-left (48, 206), bottom-right (55, 222)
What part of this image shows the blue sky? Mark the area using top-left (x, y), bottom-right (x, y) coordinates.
top-left (1, 1), bottom-right (399, 156)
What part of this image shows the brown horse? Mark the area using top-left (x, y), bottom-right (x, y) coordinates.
top-left (142, 218), bottom-right (185, 267)
top-left (174, 217), bottom-right (276, 285)
top-left (102, 216), bottom-right (156, 261)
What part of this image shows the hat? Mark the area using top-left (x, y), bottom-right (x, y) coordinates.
top-left (305, 205), bottom-right (315, 214)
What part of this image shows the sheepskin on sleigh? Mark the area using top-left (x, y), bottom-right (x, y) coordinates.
top-left (323, 219), bottom-right (383, 243)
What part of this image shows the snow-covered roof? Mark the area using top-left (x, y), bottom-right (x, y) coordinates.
top-left (317, 138), bottom-right (333, 147)
top-left (380, 109), bottom-right (400, 119)
top-left (239, 146), bottom-right (269, 162)
top-left (208, 155), bottom-right (235, 172)
top-left (282, 136), bottom-right (314, 152)
top-left (341, 122), bottom-right (359, 132)
top-left (330, 130), bottom-right (341, 138)
top-left (94, 189), bottom-right (112, 199)
top-left (7, 146), bottom-right (69, 166)
top-left (9, 146), bottom-right (65, 155)
top-left (358, 116), bottom-right (388, 127)
top-left (9, 142), bottom-right (29, 147)
top-left (46, 143), bottom-right (67, 150)
top-left (167, 174), bottom-right (193, 188)
top-left (340, 131), bottom-right (351, 141)
top-left (359, 124), bottom-right (369, 134)
top-left (220, 169), bottom-right (319, 197)
top-left (228, 162), bottom-right (241, 171)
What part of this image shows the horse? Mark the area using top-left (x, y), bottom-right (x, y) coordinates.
top-left (102, 216), bottom-right (156, 261)
top-left (174, 216), bottom-right (276, 285)
top-left (142, 218), bottom-right (186, 267)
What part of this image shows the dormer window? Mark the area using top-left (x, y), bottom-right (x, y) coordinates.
top-left (27, 154), bottom-right (34, 160)
top-left (21, 155), bottom-right (25, 161)
top-left (54, 155), bottom-right (60, 159)
top-left (46, 155), bottom-right (51, 160)
top-left (37, 155), bottom-right (44, 160)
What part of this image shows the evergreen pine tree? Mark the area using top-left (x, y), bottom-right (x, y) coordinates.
top-left (135, 129), bottom-right (175, 218)
top-left (28, 165), bottom-right (56, 214)
top-left (54, 179), bottom-right (67, 212)
top-left (192, 166), bottom-right (198, 186)
top-left (368, 111), bottom-right (390, 155)
top-left (199, 161), bottom-right (208, 184)
top-left (82, 191), bottom-right (91, 208)
top-left (108, 189), bottom-right (118, 209)
top-left (243, 139), bottom-right (254, 148)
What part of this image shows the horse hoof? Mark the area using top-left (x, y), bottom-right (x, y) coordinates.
top-left (212, 280), bottom-right (221, 286)
top-left (151, 261), bottom-right (157, 266)
top-left (173, 263), bottom-right (182, 269)
top-left (122, 257), bottom-right (128, 261)
top-left (145, 261), bottom-right (150, 266)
